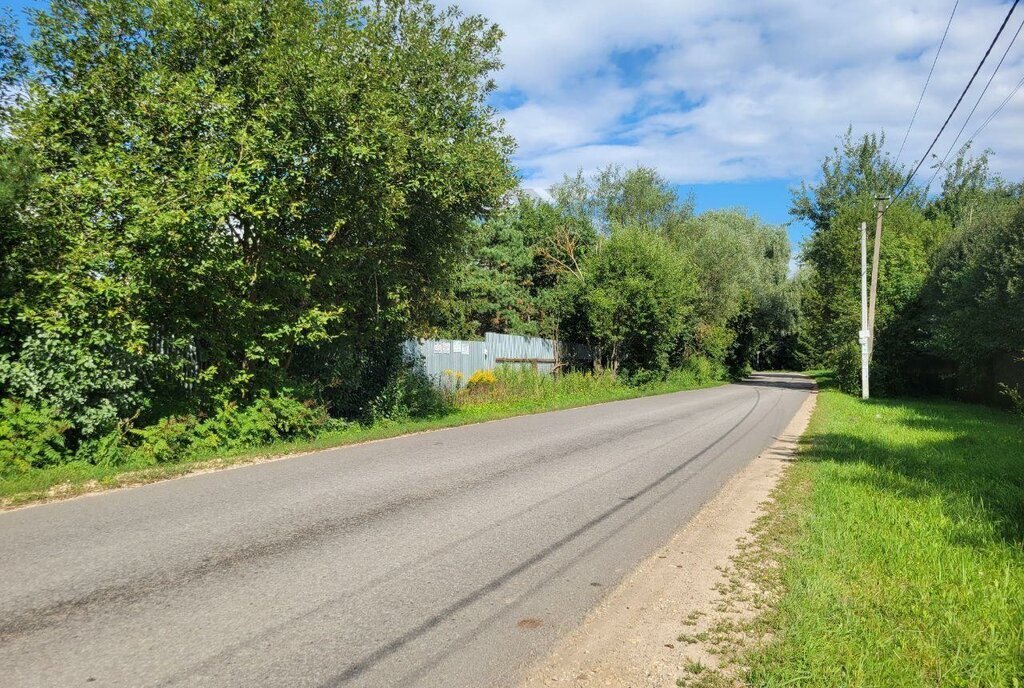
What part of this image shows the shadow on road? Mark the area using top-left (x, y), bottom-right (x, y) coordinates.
top-left (735, 372), bottom-right (816, 393)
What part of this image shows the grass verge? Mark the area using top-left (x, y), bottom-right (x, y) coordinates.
top-left (687, 372), bottom-right (1024, 686)
top-left (0, 368), bottom-right (724, 509)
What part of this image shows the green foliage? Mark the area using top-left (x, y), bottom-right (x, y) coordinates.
top-left (0, 317), bottom-right (152, 436)
top-left (2, 0), bottom-right (512, 437)
top-left (0, 13), bottom-right (25, 114)
top-left (592, 164), bottom-right (693, 234)
top-left (999, 383), bottom-right (1024, 417)
top-left (125, 393), bottom-right (342, 465)
top-left (368, 365), bottom-right (453, 423)
top-left (192, 394), bottom-right (335, 451)
top-left (463, 360), bottom-right (723, 407)
top-left (578, 227), bottom-right (697, 374)
top-left (130, 415), bottom-right (197, 465)
top-left (437, 194), bottom-right (575, 339)
top-left (670, 208), bottom-right (797, 370)
top-left (435, 166), bottom-right (795, 377)
top-left (0, 399), bottom-right (70, 476)
top-left (679, 354), bottom-right (726, 386)
top-left (919, 195), bottom-right (1024, 366)
top-left (799, 184), bottom-right (945, 364)
top-left (829, 340), bottom-right (862, 396)
top-left (791, 128), bottom-right (916, 231)
top-left (75, 427), bottom-right (131, 467)
top-left (794, 129), bottom-right (1024, 404)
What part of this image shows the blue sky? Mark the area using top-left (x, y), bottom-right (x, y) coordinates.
top-left (7, 0), bottom-right (1024, 253)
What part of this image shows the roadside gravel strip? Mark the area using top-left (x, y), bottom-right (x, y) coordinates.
top-left (521, 380), bottom-right (817, 687)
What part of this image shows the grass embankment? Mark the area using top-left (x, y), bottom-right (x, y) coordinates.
top-left (744, 373), bottom-right (1024, 686)
top-left (0, 366), bottom-right (724, 508)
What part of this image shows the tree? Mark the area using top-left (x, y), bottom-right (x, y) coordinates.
top-left (0, 13), bottom-right (35, 378)
top-left (792, 129), bottom-right (915, 232)
top-left (592, 165), bottom-right (693, 234)
top-left (0, 0), bottom-right (513, 430)
top-left (435, 195), bottom-right (566, 339)
top-left (794, 130), bottom-right (946, 366)
top-left (667, 209), bottom-right (796, 370)
top-left (573, 228), bottom-right (697, 374)
top-left (912, 191), bottom-right (1024, 400)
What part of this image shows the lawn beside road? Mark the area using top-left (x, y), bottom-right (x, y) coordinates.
top-left (745, 375), bottom-right (1024, 686)
top-left (0, 366), bottom-right (723, 508)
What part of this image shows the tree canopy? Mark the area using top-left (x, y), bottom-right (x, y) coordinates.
top-left (0, 0), bottom-right (513, 430)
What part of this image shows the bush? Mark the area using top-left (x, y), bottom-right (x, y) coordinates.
top-left (691, 323), bottom-right (734, 367)
top-left (624, 368), bottom-right (664, 387)
top-left (130, 415), bottom-right (197, 465)
top-left (198, 394), bottom-right (337, 449)
top-left (580, 227), bottom-right (698, 374)
top-left (0, 389), bottom-right (341, 471)
top-left (369, 366), bottom-right (452, 422)
top-left (0, 324), bottom-right (151, 439)
top-left (682, 354), bottom-right (727, 384)
top-left (75, 426), bottom-right (131, 467)
top-left (830, 342), bottom-right (862, 396)
top-left (999, 383), bottom-right (1024, 417)
top-left (0, 399), bottom-right (71, 476)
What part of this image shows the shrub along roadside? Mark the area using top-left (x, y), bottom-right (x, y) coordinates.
top-left (697, 372), bottom-right (1024, 687)
top-left (0, 358), bottom-right (726, 507)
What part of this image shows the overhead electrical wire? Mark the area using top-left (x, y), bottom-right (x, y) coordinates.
top-left (890, 0), bottom-right (1020, 206)
top-left (896, 0), bottom-right (960, 163)
top-left (924, 12), bottom-right (1024, 190)
top-left (967, 71), bottom-right (1024, 142)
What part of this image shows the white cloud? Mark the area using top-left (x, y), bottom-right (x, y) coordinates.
top-left (454, 0), bottom-right (1024, 190)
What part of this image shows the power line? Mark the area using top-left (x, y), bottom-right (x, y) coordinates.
top-left (896, 0), bottom-right (959, 163)
top-left (925, 12), bottom-right (1024, 190)
top-left (968, 71), bottom-right (1024, 141)
top-left (891, 0), bottom-right (1020, 205)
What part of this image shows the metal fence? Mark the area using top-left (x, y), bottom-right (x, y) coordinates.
top-left (403, 332), bottom-right (590, 388)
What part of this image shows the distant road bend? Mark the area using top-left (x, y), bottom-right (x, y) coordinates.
top-left (1, 372), bottom-right (812, 687)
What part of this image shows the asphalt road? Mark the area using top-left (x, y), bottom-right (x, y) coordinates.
top-left (0, 372), bottom-right (812, 688)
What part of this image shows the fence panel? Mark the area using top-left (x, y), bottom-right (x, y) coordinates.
top-left (484, 332), bottom-right (559, 374)
top-left (404, 332), bottom-right (589, 388)
top-left (403, 338), bottom-right (490, 387)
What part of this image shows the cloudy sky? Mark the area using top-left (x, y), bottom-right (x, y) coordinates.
top-left (6, 0), bottom-right (1024, 246)
top-left (451, 0), bottom-right (1024, 243)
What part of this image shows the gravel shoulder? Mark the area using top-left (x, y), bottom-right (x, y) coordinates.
top-left (520, 379), bottom-right (817, 687)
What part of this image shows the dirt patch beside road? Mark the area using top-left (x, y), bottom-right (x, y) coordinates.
top-left (520, 382), bottom-right (817, 687)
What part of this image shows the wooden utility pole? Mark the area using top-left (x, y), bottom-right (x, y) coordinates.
top-left (867, 196), bottom-right (888, 356)
top-left (859, 221), bottom-right (870, 399)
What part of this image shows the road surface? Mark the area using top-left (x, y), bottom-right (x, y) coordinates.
top-left (0, 373), bottom-right (812, 687)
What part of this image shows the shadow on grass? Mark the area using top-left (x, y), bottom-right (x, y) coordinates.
top-left (800, 393), bottom-right (1024, 548)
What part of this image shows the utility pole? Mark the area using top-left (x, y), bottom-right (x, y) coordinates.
top-left (867, 196), bottom-right (889, 355)
top-left (859, 221), bottom-right (870, 399)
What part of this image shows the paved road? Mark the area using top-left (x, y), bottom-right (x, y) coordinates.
top-left (0, 373), bottom-right (812, 687)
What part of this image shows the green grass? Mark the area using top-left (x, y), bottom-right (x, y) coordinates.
top-left (0, 367), bottom-right (723, 508)
top-left (746, 375), bottom-right (1024, 687)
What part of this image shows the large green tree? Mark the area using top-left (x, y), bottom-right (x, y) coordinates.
top-left (0, 0), bottom-right (513, 430)
top-left (571, 227), bottom-right (696, 375)
top-left (793, 130), bottom-right (946, 367)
